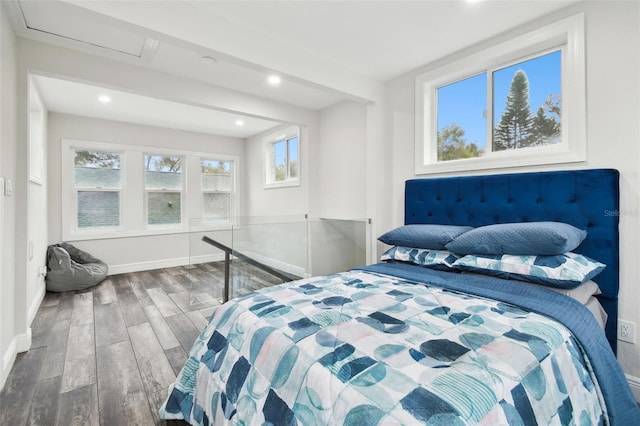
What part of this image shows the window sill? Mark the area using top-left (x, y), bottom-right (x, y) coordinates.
top-left (264, 179), bottom-right (301, 189)
top-left (415, 144), bottom-right (586, 175)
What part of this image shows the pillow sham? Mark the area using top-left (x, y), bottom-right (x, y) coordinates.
top-left (445, 221), bottom-right (587, 255)
top-left (380, 246), bottom-right (459, 270)
top-left (452, 252), bottom-right (605, 289)
top-left (378, 224), bottom-right (473, 250)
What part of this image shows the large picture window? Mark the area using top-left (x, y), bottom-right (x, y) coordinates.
top-left (415, 14), bottom-right (585, 174)
top-left (436, 50), bottom-right (561, 162)
top-left (74, 149), bottom-right (122, 229)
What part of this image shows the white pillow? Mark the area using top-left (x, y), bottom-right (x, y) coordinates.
top-left (528, 279), bottom-right (601, 305)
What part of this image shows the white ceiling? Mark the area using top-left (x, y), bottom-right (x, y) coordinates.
top-left (31, 75), bottom-right (283, 139)
top-left (9, 0), bottom-right (582, 137)
top-left (188, 0), bottom-right (581, 82)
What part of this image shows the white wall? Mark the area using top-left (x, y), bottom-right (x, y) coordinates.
top-left (243, 100), bottom-right (374, 274)
top-left (311, 100), bottom-right (368, 220)
top-left (26, 79), bottom-right (48, 326)
top-left (383, 1), bottom-right (640, 380)
top-left (47, 112), bottom-right (245, 272)
top-left (245, 124), bottom-right (313, 217)
top-left (0, 1), bottom-right (19, 389)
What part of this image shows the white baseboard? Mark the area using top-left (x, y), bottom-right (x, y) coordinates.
top-left (627, 374), bottom-right (640, 402)
top-left (1, 338), bottom-right (17, 390)
top-left (107, 254), bottom-right (224, 275)
top-left (15, 329), bottom-right (32, 353)
top-left (1, 329), bottom-right (32, 391)
top-left (27, 283), bottom-right (46, 325)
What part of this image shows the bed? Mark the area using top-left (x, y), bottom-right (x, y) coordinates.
top-left (160, 169), bottom-right (640, 425)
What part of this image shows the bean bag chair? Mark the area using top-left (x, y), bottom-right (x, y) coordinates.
top-left (46, 243), bottom-right (108, 292)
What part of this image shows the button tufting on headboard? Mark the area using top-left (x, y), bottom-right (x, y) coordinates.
top-left (404, 169), bottom-right (620, 352)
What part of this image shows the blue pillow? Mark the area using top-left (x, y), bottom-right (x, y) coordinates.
top-left (378, 224), bottom-right (473, 250)
top-left (445, 222), bottom-right (587, 255)
top-left (452, 252), bottom-right (605, 289)
top-left (380, 246), bottom-right (460, 270)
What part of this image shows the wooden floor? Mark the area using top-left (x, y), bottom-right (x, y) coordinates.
top-left (0, 261), bottom-right (284, 426)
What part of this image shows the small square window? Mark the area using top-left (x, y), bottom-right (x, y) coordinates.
top-left (264, 126), bottom-right (300, 188)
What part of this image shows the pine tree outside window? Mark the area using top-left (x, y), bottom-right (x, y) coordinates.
top-left (415, 14), bottom-right (585, 175)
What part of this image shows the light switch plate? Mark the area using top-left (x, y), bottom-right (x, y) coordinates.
top-left (4, 178), bottom-right (13, 196)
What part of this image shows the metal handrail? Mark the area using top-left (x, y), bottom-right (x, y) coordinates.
top-left (201, 235), bottom-right (299, 302)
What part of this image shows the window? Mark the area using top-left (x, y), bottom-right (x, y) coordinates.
top-left (264, 126), bottom-right (300, 188)
top-left (74, 150), bottom-right (121, 229)
top-left (62, 139), bottom-right (239, 240)
top-left (144, 154), bottom-right (183, 226)
top-left (202, 159), bottom-right (233, 222)
top-left (415, 14), bottom-right (585, 174)
top-left (273, 137), bottom-right (298, 182)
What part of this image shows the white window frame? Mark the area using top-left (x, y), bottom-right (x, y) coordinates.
top-left (201, 158), bottom-right (234, 223)
top-left (64, 142), bottom-right (125, 237)
top-left (61, 139), bottom-right (239, 241)
top-left (264, 125), bottom-right (301, 189)
top-left (415, 13), bottom-right (585, 175)
top-left (144, 153), bottom-right (185, 229)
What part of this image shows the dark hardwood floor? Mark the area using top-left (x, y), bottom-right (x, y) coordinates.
top-left (0, 260), bottom-right (284, 425)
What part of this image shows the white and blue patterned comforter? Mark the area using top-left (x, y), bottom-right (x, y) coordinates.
top-left (160, 265), bottom-right (638, 425)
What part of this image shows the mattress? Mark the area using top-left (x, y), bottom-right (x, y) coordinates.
top-left (159, 264), bottom-right (640, 425)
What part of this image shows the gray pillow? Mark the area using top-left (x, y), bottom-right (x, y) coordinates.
top-left (445, 221), bottom-right (586, 255)
top-left (378, 224), bottom-right (473, 250)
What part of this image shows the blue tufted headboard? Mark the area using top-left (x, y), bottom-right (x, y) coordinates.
top-left (404, 169), bottom-right (620, 352)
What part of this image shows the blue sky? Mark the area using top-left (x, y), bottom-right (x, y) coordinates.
top-left (274, 136), bottom-right (298, 167)
top-left (437, 50), bottom-right (561, 149)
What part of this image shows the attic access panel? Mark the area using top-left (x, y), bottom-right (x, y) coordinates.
top-left (17, 0), bottom-right (156, 59)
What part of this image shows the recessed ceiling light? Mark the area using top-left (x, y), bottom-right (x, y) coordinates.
top-left (201, 56), bottom-right (217, 65)
top-left (235, 119), bottom-right (244, 126)
top-left (98, 95), bottom-right (111, 103)
top-left (267, 75), bottom-right (281, 86)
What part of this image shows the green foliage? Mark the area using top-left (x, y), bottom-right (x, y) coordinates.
top-left (494, 70), bottom-right (533, 150)
top-left (202, 160), bottom-right (230, 175)
top-left (531, 105), bottom-right (560, 145)
top-left (437, 123), bottom-right (483, 161)
top-left (289, 160), bottom-right (298, 178)
top-left (145, 155), bottom-right (182, 173)
top-left (275, 165), bottom-right (287, 181)
top-left (74, 150), bottom-right (120, 168)
top-left (493, 70), bottom-right (561, 151)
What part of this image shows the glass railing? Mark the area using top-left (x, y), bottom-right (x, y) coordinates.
top-left (189, 216), bottom-right (371, 305)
